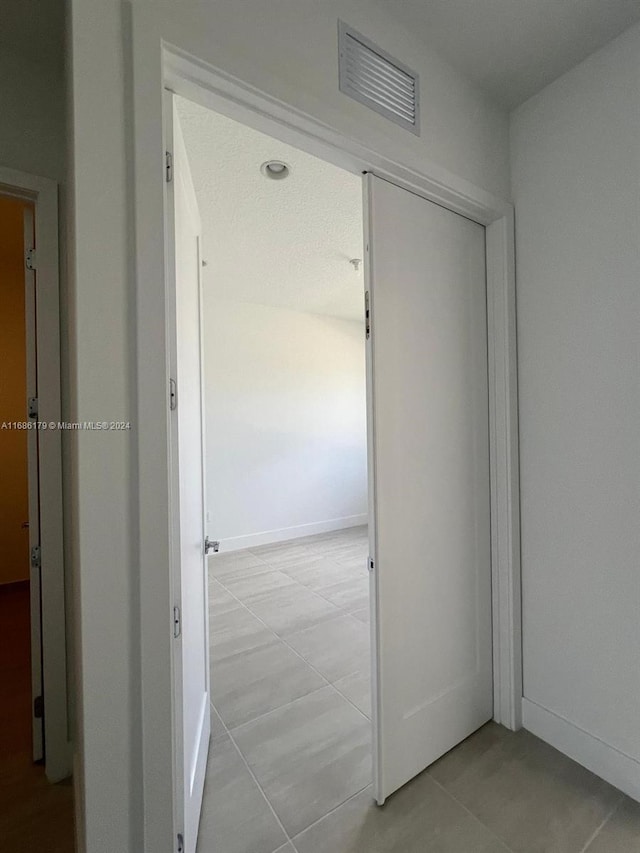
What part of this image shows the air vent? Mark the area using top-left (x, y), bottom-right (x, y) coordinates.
top-left (338, 22), bottom-right (420, 135)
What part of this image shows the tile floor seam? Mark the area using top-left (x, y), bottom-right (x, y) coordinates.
top-left (217, 558), bottom-right (344, 610)
top-left (209, 698), bottom-right (295, 852)
top-left (283, 574), bottom-right (369, 621)
top-left (215, 564), bottom-right (372, 724)
top-left (426, 772), bottom-right (517, 853)
top-left (210, 550), bottom-right (272, 570)
top-left (249, 553), bottom-right (371, 631)
top-left (212, 572), bottom-right (370, 727)
top-left (221, 688), bottom-right (371, 848)
top-left (209, 534), bottom-right (372, 848)
top-left (578, 796), bottom-right (625, 853)
top-left (287, 781), bottom-right (372, 847)
top-left (223, 684), bottom-right (331, 737)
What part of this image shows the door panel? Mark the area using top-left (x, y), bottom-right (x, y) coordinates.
top-left (166, 92), bottom-right (211, 853)
top-left (366, 174), bottom-right (492, 803)
top-left (24, 203), bottom-right (44, 763)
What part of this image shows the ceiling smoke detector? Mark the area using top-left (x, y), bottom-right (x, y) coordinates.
top-left (261, 160), bottom-right (290, 180)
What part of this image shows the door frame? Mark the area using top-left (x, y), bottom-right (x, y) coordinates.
top-left (131, 17), bottom-right (521, 853)
top-left (0, 166), bottom-right (70, 782)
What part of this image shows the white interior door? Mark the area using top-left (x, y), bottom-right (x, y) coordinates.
top-left (166, 92), bottom-right (211, 853)
top-left (23, 203), bottom-right (44, 763)
top-left (365, 174), bottom-right (493, 804)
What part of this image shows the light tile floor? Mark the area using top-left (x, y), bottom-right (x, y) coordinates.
top-left (199, 527), bottom-right (640, 853)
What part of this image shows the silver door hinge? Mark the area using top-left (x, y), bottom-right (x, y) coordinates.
top-left (28, 397), bottom-right (38, 419)
top-left (173, 606), bottom-right (181, 639)
top-left (31, 545), bottom-right (41, 569)
top-left (166, 151), bottom-right (173, 183)
top-left (365, 291), bottom-right (371, 340)
top-left (34, 695), bottom-right (44, 719)
top-left (176, 833), bottom-right (184, 853)
top-left (205, 537), bottom-right (220, 555)
top-left (25, 248), bottom-right (37, 270)
top-left (368, 556), bottom-right (375, 573)
top-left (169, 378), bottom-right (177, 410)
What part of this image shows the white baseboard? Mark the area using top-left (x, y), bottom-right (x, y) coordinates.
top-left (217, 514), bottom-right (368, 552)
top-left (522, 698), bottom-right (640, 802)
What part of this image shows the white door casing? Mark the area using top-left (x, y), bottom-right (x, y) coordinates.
top-left (165, 92), bottom-right (211, 853)
top-left (365, 174), bottom-right (493, 803)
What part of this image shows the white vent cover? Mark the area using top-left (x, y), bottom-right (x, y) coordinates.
top-left (338, 22), bottom-right (420, 135)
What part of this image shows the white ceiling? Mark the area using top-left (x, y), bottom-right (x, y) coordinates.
top-left (176, 97), bottom-right (365, 322)
top-left (379, 0), bottom-right (640, 109)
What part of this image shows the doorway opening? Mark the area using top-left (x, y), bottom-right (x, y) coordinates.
top-left (166, 81), bottom-right (503, 851)
top-left (136, 43), bottom-right (520, 853)
top-left (0, 189), bottom-right (73, 851)
top-left (177, 96), bottom-right (373, 842)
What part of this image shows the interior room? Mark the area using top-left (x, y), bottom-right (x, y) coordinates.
top-left (1, 1), bottom-right (640, 852)
top-left (174, 98), bottom-right (374, 842)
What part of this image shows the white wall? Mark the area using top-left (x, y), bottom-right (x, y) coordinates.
top-left (0, 48), bottom-right (65, 183)
top-left (205, 302), bottom-right (367, 549)
top-left (68, 1), bottom-right (511, 850)
top-left (510, 23), bottom-right (640, 797)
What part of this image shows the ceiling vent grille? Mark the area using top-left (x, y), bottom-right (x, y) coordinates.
top-left (338, 22), bottom-right (420, 135)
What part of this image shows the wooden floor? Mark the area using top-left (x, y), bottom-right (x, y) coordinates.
top-left (0, 582), bottom-right (74, 852)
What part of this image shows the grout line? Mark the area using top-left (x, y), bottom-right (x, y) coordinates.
top-left (578, 797), bottom-right (625, 853)
top-left (252, 546), bottom-right (371, 627)
top-left (210, 534), bottom-right (371, 850)
top-left (214, 569), bottom-right (371, 725)
top-left (211, 698), bottom-right (294, 850)
top-left (426, 774), bottom-right (517, 853)
top-left (428, 739), bottom-right (626, 853)
top-left (286, 781), bottom-right (371, 846)
top-left (226, 685), bottom-right (331, 735)
top-left (286, 569), bottom-right (368, 609)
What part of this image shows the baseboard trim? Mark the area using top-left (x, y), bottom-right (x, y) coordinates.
top-left (217, 514), bottom-right (368, 552)
top-left (522, 697), bottom-right (640, 802)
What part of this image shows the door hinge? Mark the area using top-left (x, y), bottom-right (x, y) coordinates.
top-left (173, 606), bottom-right (181, 639)
top-left (205, 537), bottom-right (220, 555)
top-left (25, 248), bottom-right (37, 270)
top-left (169, 378), bottom-right (177, 410)
top-left (176, 833), bottom-right (184, 853)
top-left (31, 545), bottom-right (41, 569)
top-left (166, 151), bottom-right (173, 183)
top-left (34, 695), bottom-right (44, 719)
top-left (368, 556), bottom-right (375, 573)
top-left (365, 291), bottom-right (371, 340)
top-left (28, 397), bottom-right (38, 419)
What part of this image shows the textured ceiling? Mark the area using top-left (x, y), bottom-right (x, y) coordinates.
top-left (378, 0), bottom-right (640, 109)
top-left (176, 97), bottom-right (365, 322)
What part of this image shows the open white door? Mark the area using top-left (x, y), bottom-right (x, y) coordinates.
top-left (165, 92), bottom-right (211, 853)
top-left (366, 174), bottom-right (493, 804)
top-left (16, 187), bottom-right (70, 783)
top-left (23, 203), bottom-right (44, 763)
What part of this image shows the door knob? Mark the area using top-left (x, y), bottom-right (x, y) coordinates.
top-left (204, 537), bottom-right (219, 554)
